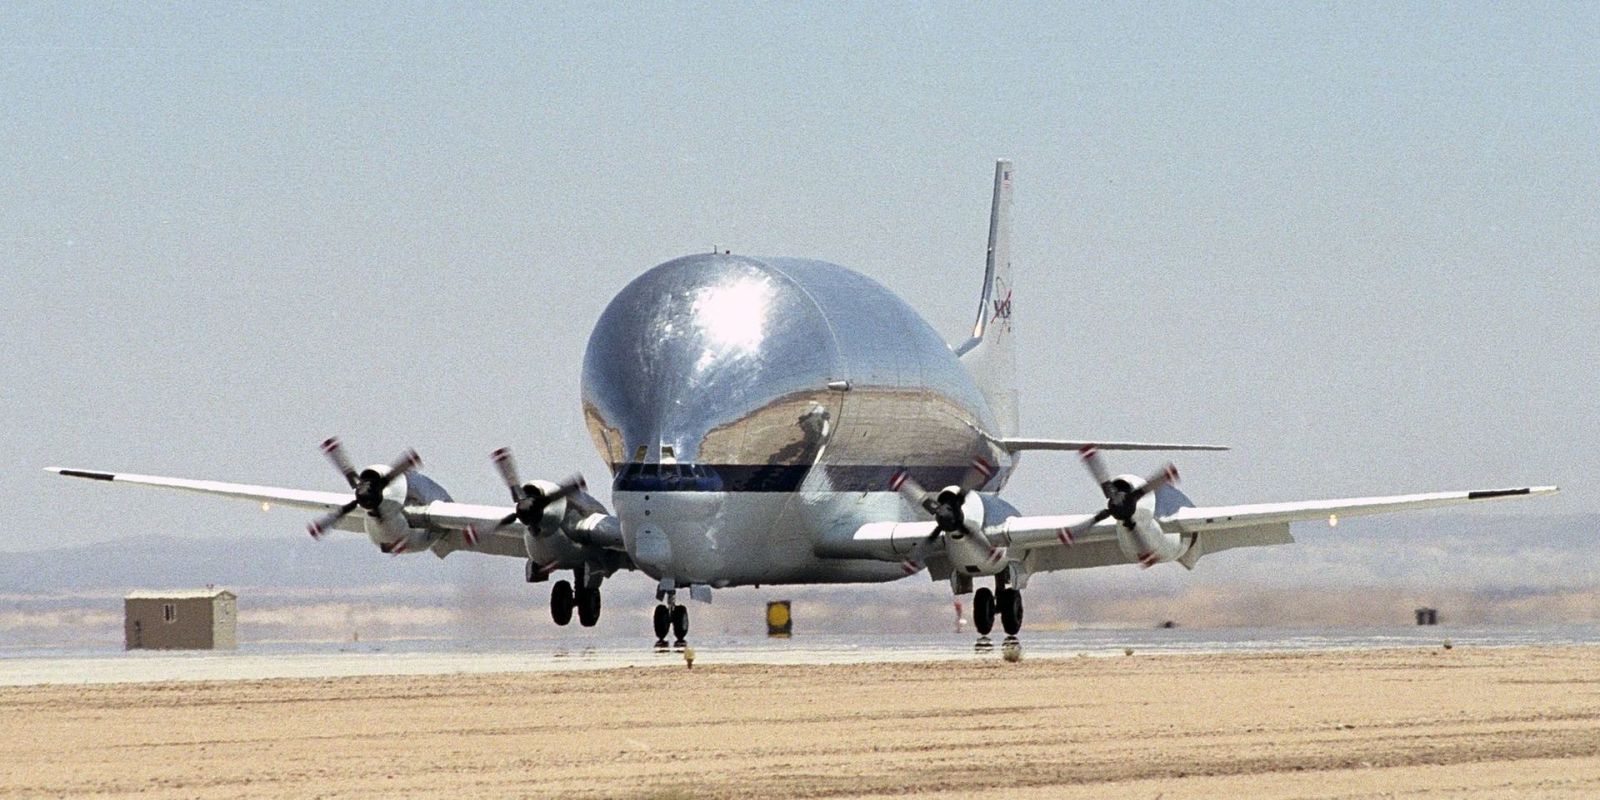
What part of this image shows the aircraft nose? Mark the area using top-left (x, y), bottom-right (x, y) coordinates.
top-left (580, 253), bottom-right (843, 469)
top-left (620, 492), bottom-right (724, 583)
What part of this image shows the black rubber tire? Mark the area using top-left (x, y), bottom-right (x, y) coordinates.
top-left (671, 604), bottom-right (689, 640)
top-left (525, 560), bottom-right (537, 583)
top-left (577, 586), bottom-right (602, 627)
top-left (653, 604), bottom-right (671, 641)
top-left (999, 588), bottom-right (1023, 636)
top-left (973, 588), bottom-right (995, 636)
top-left (550, 580), bottom-right (574, 626)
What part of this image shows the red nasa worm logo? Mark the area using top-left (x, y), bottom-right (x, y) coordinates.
top-left (991, 278), bottom-right (1013, 333)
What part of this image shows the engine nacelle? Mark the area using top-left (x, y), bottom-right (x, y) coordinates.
top-left (1107, 473), bottom-right (1186, 566)
top-left (359, 466), bottom-right (454, 554)
top-left (942, 490), bottom-right (1008, 576)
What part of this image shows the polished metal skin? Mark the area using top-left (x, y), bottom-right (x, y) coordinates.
top-left (582, 253), bottom-right (1015, 587)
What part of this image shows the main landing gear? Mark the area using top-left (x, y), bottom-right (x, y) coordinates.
top-left (972, 577), bottom-right (1024, 649)
top-left (547, 571), bottom-right (603, 628)
top-left (653, 600), bottom-right (688, 649)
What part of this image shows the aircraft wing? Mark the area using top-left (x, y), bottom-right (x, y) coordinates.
top-left (1157, 487), bottom-right (1558, 534)
top-left (998, 485), bottom-right (1559, 570)
top-left (46, 466), bottom-right (524, 541)
top-left (1000, 438), bottom-right (1229, 453)
top-left (47, 467), bottom-right (354, 512)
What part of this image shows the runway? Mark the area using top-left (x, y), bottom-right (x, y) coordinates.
top-left (3, 644), bottom-right (1598, 799)
top-left (4, 624), bottom-right (1599, 686)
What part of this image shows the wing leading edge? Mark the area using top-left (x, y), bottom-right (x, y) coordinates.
top-left (46, 466), bottom-right (524, 542)
top-left (999, 485), bottom-right (1559, 561)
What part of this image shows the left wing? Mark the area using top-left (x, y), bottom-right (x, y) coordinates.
top-left (1158, 487), bottom-right (1557, 533)
top-left (1000, 438), bottom-right (1229, 453)
top-left (999, 486), bottom-right (1558, 570)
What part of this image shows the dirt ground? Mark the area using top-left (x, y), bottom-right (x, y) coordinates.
top-left (3, 646), bottom-right (1598, 799)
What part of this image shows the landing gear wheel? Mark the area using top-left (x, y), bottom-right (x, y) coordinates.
top-left (999, 588), bottom-right (1023, 636)
top-left (652, 604), bottom-right (671, 645)
top-left (577, 586), bottom-right (602, 627)
top-left (671, 604), bottom-right (689, 646)
top-left (550, 580), bottom-right (574, 626)
top-left (525, 559), bottom-right (539, 583)
top-left (973, 588), bottom-right (996, 636)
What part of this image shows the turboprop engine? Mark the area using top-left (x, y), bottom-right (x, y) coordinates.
top-left (1101, 473), bottom-right (1186, 567)
top-left (890, 457), bottom-right (1008, 576)
top-left (1069, 447), bottom-right (1189, 568)
top-left (306, 438), bottom-right (457, 555)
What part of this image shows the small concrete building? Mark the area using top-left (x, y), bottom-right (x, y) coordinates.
top-left (125, 589), bottom-right (237, 650)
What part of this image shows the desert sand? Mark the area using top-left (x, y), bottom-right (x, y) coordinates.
top-left (3, 646), bottom-right (1598, 798)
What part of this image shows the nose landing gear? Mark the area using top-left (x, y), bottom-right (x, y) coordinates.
top-left (652, 600), bottom-right (689, 649)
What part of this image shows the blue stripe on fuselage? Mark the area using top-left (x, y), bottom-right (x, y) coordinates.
top-left (612, 463), bottom-right (979, 493)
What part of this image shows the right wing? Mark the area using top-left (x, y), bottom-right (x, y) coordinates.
top-left (47, 467), bottom-right (355, 513)
top-left (48, 464), bottom-right (624, 555)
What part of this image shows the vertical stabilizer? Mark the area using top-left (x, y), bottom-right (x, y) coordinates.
top-left (955, 159), bottom-right (1018, 437)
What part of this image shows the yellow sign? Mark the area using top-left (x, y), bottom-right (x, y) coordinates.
top-left (766, 601), bottom-right (792, 637)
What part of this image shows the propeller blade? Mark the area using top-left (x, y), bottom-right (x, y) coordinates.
top-left (307, 499), bottom-right (359, 540)
top-left (320, 437), bottom-right (359, 488)
top-left (1129, 463), bottom-right (1180, 503)
top-left (1080, 445), bottom-right (1113, 496)
top-left (959, 455), bottom-right (998, 492)
top-left (372, 448), bottom-right (421, 489)
top-left (491, 447), bottom-right (525, 502)
top-left (548, 473), bottom-right (587, 502)
top-left (890, 469), bottom-right (937, 514)
top-left (1070, 507), bottom-right (1114, 540)
top-left (901, 534), bottom-right (935, 575)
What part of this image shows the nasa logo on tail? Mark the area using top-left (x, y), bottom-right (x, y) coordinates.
top-left (991, 277), bottom-right (1013, 333)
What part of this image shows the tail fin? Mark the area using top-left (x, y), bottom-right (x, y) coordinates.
top-left (955, 159), bottom-right (1018, 437)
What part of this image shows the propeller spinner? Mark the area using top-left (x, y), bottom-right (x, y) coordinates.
top-left (306, 437), bottom-right (421, 539)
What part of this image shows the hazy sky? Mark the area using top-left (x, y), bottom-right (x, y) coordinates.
top-left (4, 3), bottom-right (1596, 556)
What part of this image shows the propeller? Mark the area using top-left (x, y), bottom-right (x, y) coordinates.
top-left (889, 456), bottom-right (1002, 572)
top-left (306, 438), bottom-right (421, 540)
top-left (1064, 445), bottom-right (1180, 560)
top-left (467, 447), bottom-right (586, 541)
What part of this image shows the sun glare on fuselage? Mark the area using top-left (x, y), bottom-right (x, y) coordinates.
top-left (690, 277), bottom-right (772, 370)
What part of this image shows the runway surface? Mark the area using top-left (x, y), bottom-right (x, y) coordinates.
top-left (3, 645), bottom-right (1598, 799)
top-left (4, 624), bottom-right (1598, 686)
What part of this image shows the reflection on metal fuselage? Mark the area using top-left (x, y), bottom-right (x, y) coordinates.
top-left (582, 254), bottom-right (1016, 587)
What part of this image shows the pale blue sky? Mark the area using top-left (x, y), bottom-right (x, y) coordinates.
top-left (4, 3), bottom-right (1596, 553)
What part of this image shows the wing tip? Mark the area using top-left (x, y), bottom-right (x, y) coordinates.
top-left (48, 467), bottom-right (116, 481)
top-left (1466, 486), bottom-right (1560, 500)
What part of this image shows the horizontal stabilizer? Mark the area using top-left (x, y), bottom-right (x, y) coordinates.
top-left (1000, 438), bottom-right (1229, 453)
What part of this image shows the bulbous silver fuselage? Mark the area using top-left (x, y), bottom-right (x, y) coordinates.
top-left (582, 253), bottom-right (1013, 586)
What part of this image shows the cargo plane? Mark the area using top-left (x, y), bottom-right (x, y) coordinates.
top-left (51, 161), bottom-right (1556, 646)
